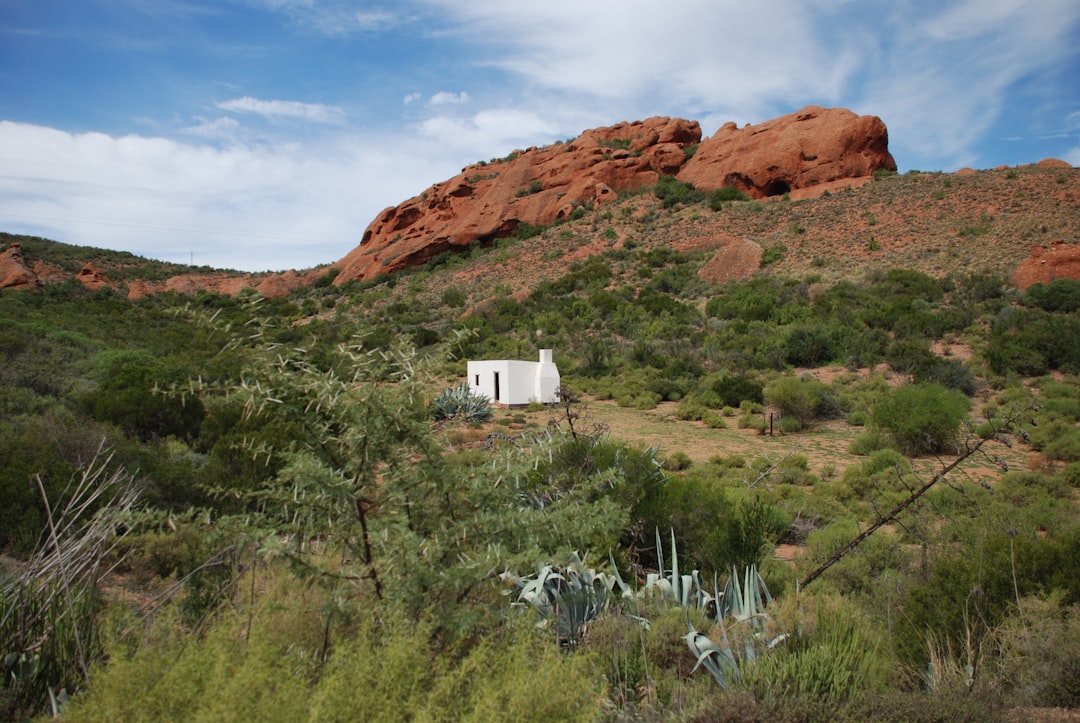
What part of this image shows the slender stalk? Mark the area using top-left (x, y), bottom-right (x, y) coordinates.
top-left (34, 474), bottom-right (90, 682)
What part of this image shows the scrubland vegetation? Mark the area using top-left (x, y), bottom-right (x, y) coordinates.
top-left (2, 203), bottom-right (1079, 721)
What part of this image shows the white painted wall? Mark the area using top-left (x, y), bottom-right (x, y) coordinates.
top-left (466, 350), bottom-right (560, 406)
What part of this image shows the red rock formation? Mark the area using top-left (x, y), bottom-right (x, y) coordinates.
top-left (1036, 158), bottom-right (1073, 169)
top-left (677, 106), bottom-right (896, 198)
top-left (335, 117), bottom-right (702, 284)
top-left (76, 262), bottom-right (110, 290)
top-left (0, 243), bottom-right (42, 290)
top-left (126, 268), bottom-right (320, 299)
top-left (1013, 242), bottom-right (1080, 289)
top-left (334, 107), bottom-right (895, 284)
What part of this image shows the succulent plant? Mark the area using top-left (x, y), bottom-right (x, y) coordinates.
top-left (430, 381), bottom-right (493, 422)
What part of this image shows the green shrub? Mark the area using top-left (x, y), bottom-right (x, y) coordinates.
top-left (872, 383), bottom-right (970, 456)
top-left (710, 374), bottom-right (764, 408)
top-left (848, 429), bottom-right (898, 456)
top-left (676, 395), bottom-right (707, 421)
top-left (760, 245), bottom-right (786, 265)
top-left (441, 287), bottom-right (466, 308)
top-left (665, 451), bottom-right (693, 471)
top-left (653, 175), bottom-right (706, 208)
top-left (778, 416), bottom-right (803, 433)
top-left (702, 410), bottom-right (727, 429)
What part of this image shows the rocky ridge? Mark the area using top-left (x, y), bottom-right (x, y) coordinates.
top-left (335, 106), bottom-right (896, 284)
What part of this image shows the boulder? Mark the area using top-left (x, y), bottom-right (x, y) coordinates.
top-left (76, 262), bottom-right (110, 290)
top-left (1035, 158), bottom-right (1073, 169)
top-left (677, 106), bottom-right (896, 198)
top-left (334, 108), bottom-right (896, 284)
top-left (0, 243), bottom-right (42, 290)
top-left (697, 236), bottom-right (764, 284)
top-left (334, 117), bottom-right (703, 284)
top-left (1013, 242), bottom-right (1080, 289)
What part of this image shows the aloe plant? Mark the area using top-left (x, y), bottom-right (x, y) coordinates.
top-left (511, 529), bottom-right (788, 693)
top-left (509, 552), bottom-right (619, 647)
top-left (430, 381), bottom-right (493, 422)
top-left (684, 564), bottom-right (787, 689)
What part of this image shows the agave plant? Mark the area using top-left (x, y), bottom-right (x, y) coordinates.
top-left (510, 529), bottom-right (786, 689)
top-left (507, 552), bottom-right (621, 648)
top-left (430, 381), bottom-right (493, 422)
top-left (684, 564), bottom-right (786, 689)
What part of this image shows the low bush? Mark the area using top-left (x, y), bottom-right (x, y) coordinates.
top-left (872, 383), bottom-right (970, 456)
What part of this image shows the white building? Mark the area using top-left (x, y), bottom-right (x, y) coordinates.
top-left (467, 349), bottom-right (560, 406)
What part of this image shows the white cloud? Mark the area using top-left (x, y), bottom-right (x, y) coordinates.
top-left (854, 0), bottom-right (1080, 169)
top-left (254, 1), bottom-right (406, 36)
top-left (0, 121), bottom-right (463, 271)
top-left (422, 0), bottom-right (849, 118)
top-left (217, 96), bottom-right (346, 124)
top-left (353, 10), bottom-right (396, 30)
top-left (429, 91), bottom-right (469, 106)
top-left (419, 0), bottom-right (1080, 169)
top-left (417, 108), bottom-right (562, 158)
top-left (403, 92), bottom-right (422, 105)
top-left (183, 116), bottom-right (241, 139)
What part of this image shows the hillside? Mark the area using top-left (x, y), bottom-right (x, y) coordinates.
top-left (360, 162), bottom-right (1078, 310)
top-left (3, 164), bottom-right (1077, 301)
top-left (2, 114), bottom-right (1080, 721)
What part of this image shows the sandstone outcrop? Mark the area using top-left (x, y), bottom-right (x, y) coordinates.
top-left (677, 106), bottom-right (896, 198)
top-left (1013, 242), bottom-right (1080, 289)
top-left (334, 106), bottom-right (896, 285)
top-left (76, 262), bottom-right (110, 290)
top-left (335, 117), bottom-right (702, 284)
top-left (1036, 158), bottom-right (1073, 169)
top-left (126, 269), bottom-right (318, 300)
top-left (0, 243), bottom-right (42, 290)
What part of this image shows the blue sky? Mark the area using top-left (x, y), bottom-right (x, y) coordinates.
top-left (1, 0), bottom-right (1078, 272)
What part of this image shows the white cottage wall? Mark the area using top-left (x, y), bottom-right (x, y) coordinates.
top-left (466, 350), bottom-right (560, 406)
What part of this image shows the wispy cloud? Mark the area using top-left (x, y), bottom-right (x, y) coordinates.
top-left (183, 116), bottom-right (241, 140)
top-left (429, 91), bottom-right (469, 106)
top-left (352, 10), bottom-right (396, 30)
top-left (217, 97), bottom-right (345, 124)
top-left (254, 1), bottom-right (406, 35)
top-left (421, 0), bottom-right (1080, 170)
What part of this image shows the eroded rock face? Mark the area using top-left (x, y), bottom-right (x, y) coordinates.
top-left (0, 243), bottom-right (42, 290)
top-left (76, 262), bottom-right (110, 290)
top-left (334, 107), bottom-right (895, 284)
top-left (677, 106), bottom-right (896, 198)
top-left (334, 117), bottom-right (702, 284)
top-left (1013, 242), bottom-right (1080, 289)
top-left (126, 269), bottom-right (318, 299)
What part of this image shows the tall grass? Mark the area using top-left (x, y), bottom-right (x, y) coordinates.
top-left (0, 447), bottom-right (139, 718)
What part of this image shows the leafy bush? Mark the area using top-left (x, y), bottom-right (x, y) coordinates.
top-left (665, 451), bottom-right (693, 471)
top-left (707, 186), bottom-right (750, 210)
top-left (653, 175), bottom-right (706, 208)
top-left (1023, 278), bottom-right (1080, 313)
top-left (710, 374), bottom-right (763, 408)
top-left (872, 383), bottom-right (970, 456)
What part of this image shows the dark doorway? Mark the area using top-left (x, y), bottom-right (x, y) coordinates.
top-left (493, 371), bottom-right (500, 402)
